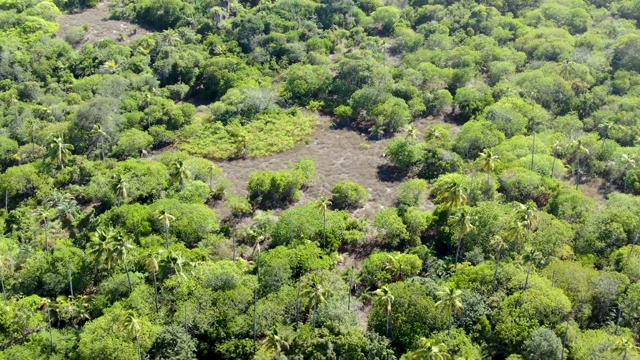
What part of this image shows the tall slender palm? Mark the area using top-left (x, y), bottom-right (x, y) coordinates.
top-left (146, 250), bottom-right (164, 313)
top-left (490, 235), bottom-right (508, 291)
top-left (522, 247), bottom-right (544, 290)
top-left (208, 164), bottom-right (217, 189)
top-left (112, 175), bottom-right (128, 207)
top-left (47, 135), bottom-right (73, 171)
top-left (611, 337), bottom-right (638, 360)
top-left (170, 160), bottom-right (191, 189)
top-left (516, 202), bottom-right (540, 234)
top-left (34, 208), bottom-right (52, 253)
top-left (478, 149), bottom-right (500, 176)
top-left (403, 338), bottom-right (451, 360)
top-left (450, 209), bottom-right (476, 266)
top-left (598, 121), bottom-right (614, 152)
top-left (435, 286), bottom-right (464, 335)
top-left (40, 298), bottom-right (55, 352)
top-left (302, 274), bottom-right (331, 328)
top-left (436, 179), bottom-right (468, 210)
top-left (120, 310), bottom-right (143, 360)
top-left (0, 254), bottom-right (10, 306)
top-left (157, 210), bottom-right (175, 249)
top-left (404, 124), bottom-right (418, 142)
top-left (550, 141), bottom-right (563, 178)
top-left (571, 139), bottom-right (590, 189)
top-left (620, 154), bottom-right (637, 193)
top-left (112, 230), bottom-right (135, 292)
top-left (262, 327), bottom-right (291, 355)
top-left (92, 124), bottom-right (110, 161)
top-left (373, 286), bottom-right (394, 338)
top-left (384, 254), bottom-right (409, 282)
top-left (505, 218), bottom-right (527, 253)
top-left (315, 196), bottom-right (331, 249)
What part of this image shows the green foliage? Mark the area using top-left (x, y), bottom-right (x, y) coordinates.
top-left (397, 179), bottom-right (429, 208)
top-left (360, 252), bottom-right (422, 288)
top-left (374, 207), bottom-right (411, 248)
top-left (248, 159), bottom-right (316, 208)
top-left (331, 180), bottom-right (368, 210)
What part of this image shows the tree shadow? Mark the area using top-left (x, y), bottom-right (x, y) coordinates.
top-left (376, 164), bottom-right (405, 183)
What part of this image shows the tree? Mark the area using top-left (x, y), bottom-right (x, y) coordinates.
top-left (374, 286), bottom-right (395, 338)
top-left (550, 141), bottom-right (563, 178)
top-left (146, 250), bottom-right (164, 313)
top-left (522, 247), bottom-right (544, 290)
top-left (88, 227), bottom-right (117, 273)
top-left (620, 154), bottom-right (637, 193)
top-left (34, 208), bottom-right (52, 253)
top-left (450, 209), bottom-right (476, 266)
top-left (92, 124), bottom-right (110, 161)
top-left (120, 311), bottom-right (143, 360)
top-left (111, 230), bottom-right (135, 292)
top-left (610, 337), bottom-right (638, 360)
top-left (491, 235), bottom-right (508, 291)
top-left (262, 327), bottom-right (291, 355)
top-left (478, 149), bottom-right (500, 176)
top-left (435, 179), bottom-right (468, 210)
top-left (170, 160), bottom-right (191, 189)
top-left (47, 135), bottom-right (73, 170)
top-left (40, 297), bottom-right (55, 353)
top-left (571, 139), bottom-right (590, 188)
top-left (522, 328), bottom-right (563, 360)
top-left (435, 286), bottom-right (464, 336)
top-left (0, 254), bottom-right (10, 306)
top-left (112, 174), bottom-right (129, 207)
top-left (505, 219), bottom-right (528, 253)
top-left (402, 338), bottom-right (451, 360)
top-left (302, 274), bottom-right (331, 328)
top-left (157, 210), bottom-right (175, 249)
top-left (315, 196), bottom-right (331, 249)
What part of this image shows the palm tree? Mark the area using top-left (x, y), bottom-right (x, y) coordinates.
top-left (147, 250), bottom-right (164, 313)
top-left (262, 327), bottom-right (291, 355)
top-left (315, 196), bottom-right (331, 249)
top-left (598, 121), bottom-right (615, 152)
top-left (373, 286), bottom-right (394, 338)
top-left (92, 124), bottom-right (110, 161)
top-left (571, 139), bottom-right (590, 189)
top-left (369, 121), bottom-right (386, 140)
top-left (87, 227), bottom-right (117, 273)
top-left (208, 164), bottom-right (217, 189)
top-left (620, 154), bottom-right (637, 193)
top-left (112, 174), bottom-right (128, 207)
top-left (170, 160), bottom-right (191, 189)
top-left (478, 149), bottom-right (500, 175)
top-left (516, 202), bottom-right (540, 233)
top-left (34, 208), bottom-right (52, 253)
top-left (40, 298), bottom-right (55, 352)
top-left (450, 209), bottom-right (476, 266)
top-left (403, 338), bottom-right (451, 360)
top-left (550, 141), bottom-right (563, 178)
top-left (302, 274), bottom-right (331, 328)
top-left (435, 286), bottom-right (464, 336)
top-left (611, 337), bottom-right (638, 360)
top-left (522, 247), bottom-right (544, 290)
top-left (47, 135), bottom-right (73, 171)
top-left (436, 179), bottom-right (468, 210)
top-left (120, 310), bottom-right (143, 360)
top-left (157, 210), bottom-right (175, 249)
top-left (490, 235), bottom-right (508, 291)
top-left (112, 230), bottom-right (135, 292)
top-left (404, 124), bottom-right (418, 142)
top-left (505, 218), bottom-right (527, 253)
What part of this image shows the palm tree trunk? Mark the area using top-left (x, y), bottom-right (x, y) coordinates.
top-left (313, 302), bottom-right (318, 329)
top-left (525, 262), bottom-right (532, 290)
top-left (322, 208), bottom-right (327, 249)
top-left (455, 235), bottom-right (463, 265)
top-left (135, 333), bottom-right (142, 360)
top-left (348, 267), bottom-right (353, 311)
top-left (0, 267), bottom-right (6, 306)
top-left (164, 224), bottom-right (170, 249)
top-left (551, 156), bottom-right (557, 178)
top-left (48, 308), bottom-right (55, 352)
top-left (531, 132), bottom-right (536, 171)
top-left (4, 189), bottom-right (7, 212)
top-left (184, 304), bottom-right (188, 332)
top-left (153, 268), bottom-right (159, 313)
top-left (560, 321), bottom-right (569, 360)
top-left (624, 169), bottom-right (629, 193)
top-left (232, 236), bottom-right (236, 261)
top-left (447, 311), bottom-right (452, 336)
top-left (124, 260), bottom-right (133, 291)
top-left (295, 282), bottom-right (301, 327)
top-left (100, 138), bottom-right (105, 161)
top-left (493, 249), bottom-right (501, 291)
top-left (385, 308), bottom-right (390, 337)
top-left (575, 157), bottom-right (581, 189)
top-left (253, 287), bottom-right (258, 344)
top-left (68, 266), bottom-right (73, 296)
top-left (44, 219), bottom-right (49, 253)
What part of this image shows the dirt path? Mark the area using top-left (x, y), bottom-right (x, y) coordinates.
top-left (56, 1), bottom-right (152, 44)
top-left (217, 116), bottom-right (440, 219)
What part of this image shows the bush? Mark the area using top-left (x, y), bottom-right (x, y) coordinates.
top-left (112, 129), bottom-right (153, 159)
top-left (373, 207), bottom-right (410, 248)
top-left (397, 179), bottom-right (429, 207)
top-left (226, 195), bottom-right (253, 217)
top-left (248, 159), bottom-right (316, 208)
top-left (331, 180), bottom-right (369, 210)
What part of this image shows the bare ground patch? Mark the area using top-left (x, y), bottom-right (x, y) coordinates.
top-left (56, 1), bottom-right (152, 44)
top-left (216, 116), bottom-right (443, 220)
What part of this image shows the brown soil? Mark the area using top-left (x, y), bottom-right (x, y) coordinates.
top-left (56, 0), bottom-right (152, 44)
top-left (216, 115), bottom-right (441, 220)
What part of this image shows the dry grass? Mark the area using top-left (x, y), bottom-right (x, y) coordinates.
top-left (56, 0), bottom-right (152, 44)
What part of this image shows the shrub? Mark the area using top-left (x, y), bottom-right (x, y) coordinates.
top-left (226, 195), bottom-right (253, 217)
top-left (247, 160), bottom-right (316, 208)
top-left (373, 207), bottom-right (410, 247)
top-left (112, 129), bottom-right (153, 159)
top-left (331, 180), bottom-right (369, 209)
top-left (397, 179), bottom-right (429, 207)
